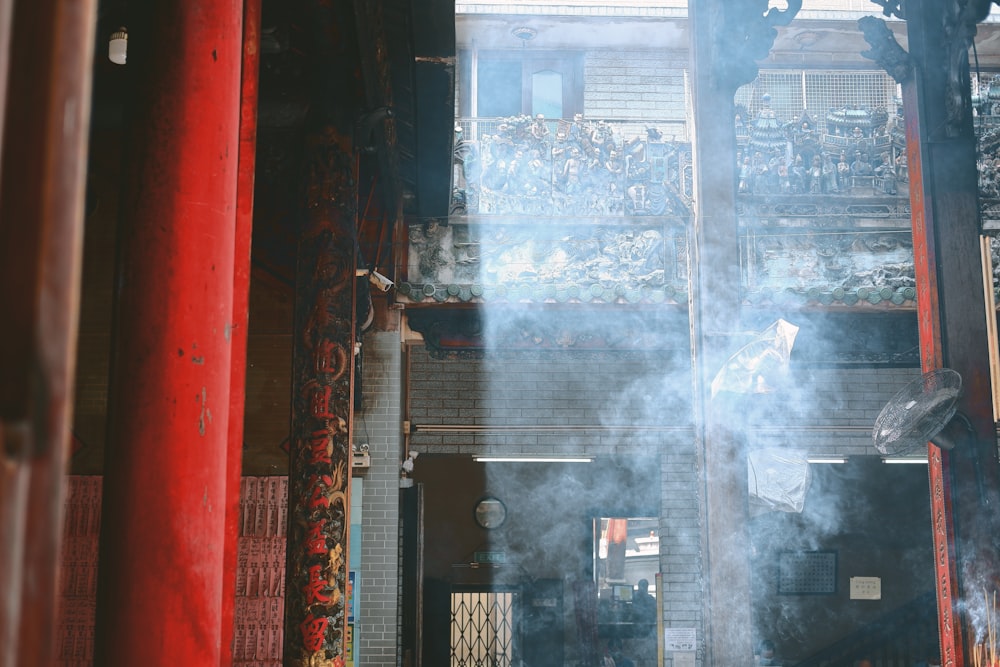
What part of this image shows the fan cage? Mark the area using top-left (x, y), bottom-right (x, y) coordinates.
top-left (872, 368), bottom-right (962, 456)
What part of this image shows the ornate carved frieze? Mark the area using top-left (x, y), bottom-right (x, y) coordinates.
top-left (740, 228), bottom-right (915, 306)
top-left (453, 115), bottom-right (692, 218)
top-left (740, 197), bottom-right (912, 225)
top-left (738, 101), bottom-right (906, 199)
top-left (401, 221), bottom-right (688, 305)
top-left (736, 86), bottom-right (917, 307)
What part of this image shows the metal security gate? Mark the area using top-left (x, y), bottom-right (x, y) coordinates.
top-left (450, 589), bottom-right (520, 667)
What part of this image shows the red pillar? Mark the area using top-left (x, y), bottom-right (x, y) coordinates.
top-left (221, 1), bottom-right (260, 664)
top-left (95, 3), bottom-right (243, 666)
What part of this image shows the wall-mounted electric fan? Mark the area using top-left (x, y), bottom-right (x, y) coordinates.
top-left (872, 368), bottom-right (965, 455)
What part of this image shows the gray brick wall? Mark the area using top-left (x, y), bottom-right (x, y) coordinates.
top-left (404, 341), bottom-right (919, 664)
top-left (355, 331), bottom-right (403, 667)
top-left (740, 366), bottom-right (921, 457)
top-left (584, 50), bottom-right (688, 122)
top-left (407, 347), bottom-right (917, 459)
top-left (659, 446), bottom-right (702, 633)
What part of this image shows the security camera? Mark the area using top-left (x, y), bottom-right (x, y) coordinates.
top-left (368, 270), bottom-right (394, 292)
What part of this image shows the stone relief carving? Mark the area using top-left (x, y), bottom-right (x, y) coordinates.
top-left (742, 230), bottom-right (915, 303)
top-left (451, 114), bottom-right (692, 218)
top-left (434, 40), bottom-right (1000, 309)
top-left (407, 222), bottom-right (687, 292)
top-left (738, 96), bottom-right (905, 198)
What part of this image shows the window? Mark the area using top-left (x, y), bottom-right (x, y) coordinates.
top-left (531, 69), bottom-right (564, 119)
top-left (477, 59), bottom-right (521, 117)
top-left (460, 50), bottom-right (583, 119)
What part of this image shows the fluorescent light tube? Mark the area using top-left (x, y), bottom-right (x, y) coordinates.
top-left (473, 457), bottom-right (593, 463)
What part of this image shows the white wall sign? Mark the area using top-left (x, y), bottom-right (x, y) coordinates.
top-left (665, 627), bottom-right (697, 652)
top-left (850, 576), bottom-right (882, 600)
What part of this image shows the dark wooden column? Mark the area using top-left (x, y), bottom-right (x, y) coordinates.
top-left (901, 2), bottom-right (1000, 664)
top-left (688, 2), bottom-right (799, 665)
top-left (0, 1), bottom-right (96, 665)
top-left (283, 126), bottom-right (358, 664)
top-left (283, 1), bottom-right (361, 662)
top-left (94, 2), bottom-right (243, 665)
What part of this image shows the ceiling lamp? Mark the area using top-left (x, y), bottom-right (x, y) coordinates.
top-left (109, 27), bottom-right (127, 65)
top-left (511, 27), bottom-right (536, 42)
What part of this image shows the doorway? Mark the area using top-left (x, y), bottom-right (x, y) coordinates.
top-left (448, 578), bottom-right (564, 667)
top-left (450, 587), bottom-right (520, 667)
top-left (594, 517), bottom-right (660, 667)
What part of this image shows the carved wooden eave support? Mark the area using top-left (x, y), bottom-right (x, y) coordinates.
top-left (865, 0), bottom-right (997, 137)
top-left (941, 0), bottom-right (994, 137)
top-left (869, 0), bottom-right (904, 20)
top-left (710, 0), bottom-right (803, 91)
top-left (858, 16), bottom-right (912, 85)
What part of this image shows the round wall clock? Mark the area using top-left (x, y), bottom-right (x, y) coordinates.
top-left (473, 496), bottom-right (507, 529)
